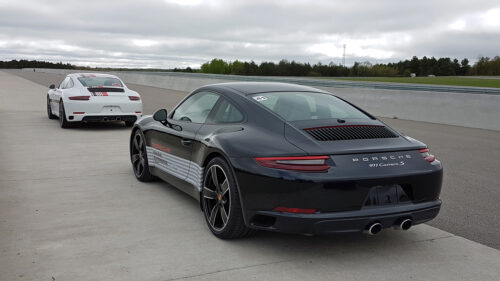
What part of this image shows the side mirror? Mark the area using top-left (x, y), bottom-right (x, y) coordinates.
top-left (49, 84), bottom-right (55, 89)
top-left (153, 109), bottom-right (168, 124)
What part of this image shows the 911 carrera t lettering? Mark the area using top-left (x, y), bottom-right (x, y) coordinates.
top-left (131, 82), bottom-right (443, 239)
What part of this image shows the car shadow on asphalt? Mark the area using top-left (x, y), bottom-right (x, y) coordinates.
top-left (65, 121), bottom-right (132, 131)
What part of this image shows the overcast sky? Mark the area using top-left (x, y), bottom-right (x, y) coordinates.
top-left (0, 0), bottom-right (499, 68)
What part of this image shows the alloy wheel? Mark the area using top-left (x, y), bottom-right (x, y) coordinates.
top-left (203, 164), bottom-right (231, 231)
top-left (131, 133), bottom-right (146, 177)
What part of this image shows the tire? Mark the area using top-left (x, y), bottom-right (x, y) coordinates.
top-left (131, 130), bottom-right (154, 182)
top-left (59, 100), bottom-right (71, 128)
top-left (47, 96), bottom-right (57, 119)
top-left (202, 157), bottom-right (255, 239)
top-left (125, 121), bottom-right (135, 127)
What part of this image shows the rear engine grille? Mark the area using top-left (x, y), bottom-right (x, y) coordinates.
top-left (87, 87), bottom-right (124, 93)
top-left (304, 125), bottom-right (398, 141)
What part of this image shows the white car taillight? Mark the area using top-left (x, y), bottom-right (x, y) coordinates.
top-left (69, 96), bottom-right (90, 101)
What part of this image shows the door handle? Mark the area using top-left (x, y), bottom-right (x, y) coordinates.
top-left (181, 139), bottom-right (192, 146)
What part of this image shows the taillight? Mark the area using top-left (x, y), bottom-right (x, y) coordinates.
top-left (254, 156), bottom-right (330, 172)
top-left (69, 96), bottom-right (90, 101)
top-left (274, 207), bottom-right (317, 214)
top-left (419, 148), bottom-right (436, 163)
top-left (129, 96), bottom-right (141, 101)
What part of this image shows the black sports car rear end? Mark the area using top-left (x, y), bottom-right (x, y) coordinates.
top-left (131, 82), bottom-right (442, 238)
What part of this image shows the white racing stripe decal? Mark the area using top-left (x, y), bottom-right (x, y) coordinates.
top-left (146, 146), bottom-right (204, 191)
top-left (186, 164), bottom-right (204, 191)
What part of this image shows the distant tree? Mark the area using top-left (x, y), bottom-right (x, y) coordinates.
top-left (259, 61), bottom-right (277, 76)
top-left (200, 58), bottom-right (230, 74)
top-left (230, 60), bottom-right (245, 75)
top-left (453, 58), bottom-right (461, 75)
top-left (410, 56), bottom-right (420, 74)
top-left (460, 58), bottom-right (470, 75)
top-left (470, 56), bottom-right (500, 75)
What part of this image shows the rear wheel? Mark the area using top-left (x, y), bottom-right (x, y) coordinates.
top-left (59, 100), bottom-right (71, 128)
top-left (202, 157), bottom-right (254, 239)
top-left (131, 130), bottom-right (154, 182)
top-left (47, 96), bottom-right (57, 119)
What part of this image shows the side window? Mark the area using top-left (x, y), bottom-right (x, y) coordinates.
top-left (65, 78), bottom-right (74, 89)
top-left (59, 77), bottom-right (69, 89)
top-left (172, 91), bottom-right (220, 123)
top-left (212, 99), bottom-right (244, 123)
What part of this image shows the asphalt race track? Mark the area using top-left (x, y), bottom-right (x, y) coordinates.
top-left (1, 70), bottom-right (499, 280)
top-left (9, 69), bottom-right (500, 249)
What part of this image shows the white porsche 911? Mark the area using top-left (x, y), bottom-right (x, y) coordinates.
top-left (47, 73), bottom-right (142, 128)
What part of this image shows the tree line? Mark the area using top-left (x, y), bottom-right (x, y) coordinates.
top-left (0, 59), bottom-right (74, 69)
top-left (1, 57), bottom-right (499, 76)
top-left (198, 56), bottom-right (500, 76)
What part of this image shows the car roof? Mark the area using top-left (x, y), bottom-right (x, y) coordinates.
top-left (68, 73), bottom-right (119, 79)
top-left (206, 82), bottom-right (328, 96)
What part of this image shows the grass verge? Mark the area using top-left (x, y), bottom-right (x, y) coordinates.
top-left (324, 76), bottom-right (500, 88)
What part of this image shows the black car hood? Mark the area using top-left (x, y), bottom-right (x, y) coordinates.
top-left (284, 118), bottom-right (426, 155)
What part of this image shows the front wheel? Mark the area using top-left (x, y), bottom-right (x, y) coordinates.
top-left (131, 130), bottom-right (154, 182)
top-left (202, 157), bottom-right (254, 239)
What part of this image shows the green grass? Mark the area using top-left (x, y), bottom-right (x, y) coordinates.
top-left (323, 76), bottom-right (500, 88)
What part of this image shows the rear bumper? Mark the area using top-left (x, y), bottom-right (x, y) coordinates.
top-left (231, 155), bottom-right (443, 235)
top-left (63, 99), bottom-right (142, 122)
top-left (248, 200), bottom-right (441, 234)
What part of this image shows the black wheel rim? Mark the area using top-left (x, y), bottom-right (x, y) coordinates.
top-left (203, 165), bottom-right (231, 231)
top-left (131, 133), bottom-right (146, 177)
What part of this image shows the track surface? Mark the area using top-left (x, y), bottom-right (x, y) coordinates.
top-left (1, 70), bottom-right (499, 281)
top-left (10, 69), bottom-right (500, 250)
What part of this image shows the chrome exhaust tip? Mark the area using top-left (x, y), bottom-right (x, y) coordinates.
top-left (395, 219), bottom-right (412, 231)
top-left (364, 222), bottom-right (383, 235)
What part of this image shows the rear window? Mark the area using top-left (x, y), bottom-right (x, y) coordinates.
top-left (251, 92), bottom-right (370, 121)
top-left (78, 76), bottom-right (123, 87)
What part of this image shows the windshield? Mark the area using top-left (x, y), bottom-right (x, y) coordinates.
top-left (251, 91), bottom-right (370, 121)
top-left (78, 76), bottom-right (123, 87)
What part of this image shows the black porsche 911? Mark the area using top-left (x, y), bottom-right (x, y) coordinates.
top-left (130, 82), bottom-right (442, 239)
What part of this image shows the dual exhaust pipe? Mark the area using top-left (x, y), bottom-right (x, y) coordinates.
top-left (364, 219), bottom-right (412, 235)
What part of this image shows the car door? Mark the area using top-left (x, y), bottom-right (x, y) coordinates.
top-left (145, 91), bottom-right (221, 198)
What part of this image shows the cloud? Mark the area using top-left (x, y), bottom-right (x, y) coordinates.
top-left (0, 0), bottom-right (499, 68)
